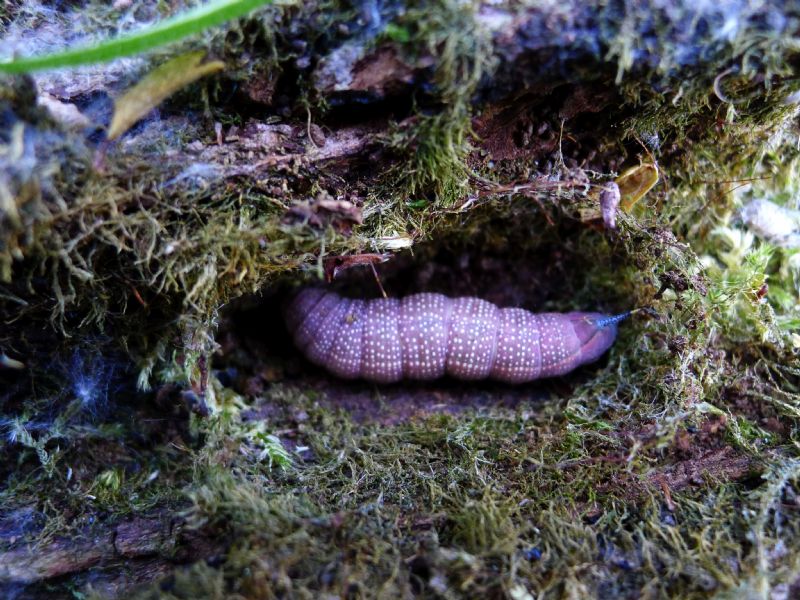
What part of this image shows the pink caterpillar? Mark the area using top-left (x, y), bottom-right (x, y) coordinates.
top-left (285, 288), bottom-right (627, 384)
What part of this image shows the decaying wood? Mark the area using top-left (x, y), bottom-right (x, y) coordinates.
top-left (0, 511), bottom-right (215, 594)
top-left (651, 446), bottom-right (757, 492)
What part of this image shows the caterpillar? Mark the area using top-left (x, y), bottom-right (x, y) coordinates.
top-left (285, 288), bottom-right (628, 384)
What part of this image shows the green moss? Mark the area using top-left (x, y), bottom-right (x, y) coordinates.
top-left (381, 0), bottom-right (494, 207)
top-left (98, 378), bottom-right (793, 598)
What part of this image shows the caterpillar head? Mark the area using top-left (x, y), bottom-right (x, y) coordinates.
top-left (568, 311), bottom-right (628, 366)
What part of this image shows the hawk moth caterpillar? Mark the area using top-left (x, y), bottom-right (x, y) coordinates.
top-left (285, 288), bottom-right (628, 384)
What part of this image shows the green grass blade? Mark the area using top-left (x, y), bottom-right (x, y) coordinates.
top-left (0, 0), bottom-right (274, 74)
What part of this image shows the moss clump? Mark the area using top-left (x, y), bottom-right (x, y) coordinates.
top-left (114, 377), bottom-right (798, 598)
top-left (0, 76), bottom-right (91, 283)
top-left (380, 0), bottom-right (494, 207)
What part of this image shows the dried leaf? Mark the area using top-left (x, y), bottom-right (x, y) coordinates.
top-left (108, 51), bottom-right (225, 140)
top-left (599, 181), bottom-right (621, 230)
top-left (323, 253), bottom-right (390, 281)
top-left (616, 163), bottom-right (659, 211)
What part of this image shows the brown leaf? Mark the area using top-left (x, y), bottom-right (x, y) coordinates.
top-left (616, 163), bottom-right (659, 211)
top-left (108, 51), bottom-right (225, 141)
top-left (323, 253), bottom-right (390, 281)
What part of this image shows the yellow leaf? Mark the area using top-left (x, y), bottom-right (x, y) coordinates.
top-left (108, 51), bottom-right (225, 140)
top-left (615, 162), bottom-right (659, 211)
